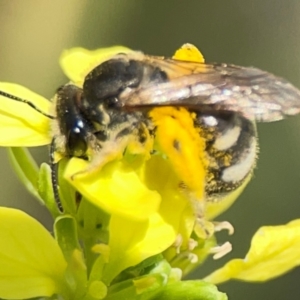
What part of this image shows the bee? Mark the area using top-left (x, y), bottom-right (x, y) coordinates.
top-left (1, 45), bottom-right (300, 213)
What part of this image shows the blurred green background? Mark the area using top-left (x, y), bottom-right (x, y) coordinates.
top-left (0, 1), bottom-right (300, 299)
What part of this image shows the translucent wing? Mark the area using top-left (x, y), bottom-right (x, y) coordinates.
top-left (120, 57), bottom-right (300, 122)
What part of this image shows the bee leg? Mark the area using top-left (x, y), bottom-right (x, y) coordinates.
top-left (70, 139), bottom-right (129, 180)
top-left (50, 138), bottom-right (64, 213)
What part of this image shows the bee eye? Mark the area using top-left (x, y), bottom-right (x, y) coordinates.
top-left (104, 97), bottom-right (120, 109)
top-left (66, 127), bottom-right (88, 157)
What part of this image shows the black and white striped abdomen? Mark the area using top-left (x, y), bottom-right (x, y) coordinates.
top-left (195, 112), bottom-right (258, 202)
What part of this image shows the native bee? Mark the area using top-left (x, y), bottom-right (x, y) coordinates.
top-left (1, 46), bottom-right (300, 213)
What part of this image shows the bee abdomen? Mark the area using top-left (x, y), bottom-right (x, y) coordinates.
top-left (195, 112), bottom-right (258, 201)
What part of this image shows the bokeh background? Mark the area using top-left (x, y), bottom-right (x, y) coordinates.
top-left (0, 1), bottom-right (300, 299)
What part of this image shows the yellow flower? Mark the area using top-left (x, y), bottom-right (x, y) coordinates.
top-left (0, 82), bottom-right (51, 146)
top-left (0, 44), bottom-right (299, 300)
top-left (0, 207), bottom-right (68, 299)
top-left (0, 45), bottom-right (199, 284)
top-left (204, 219), bottom-right (300, 284)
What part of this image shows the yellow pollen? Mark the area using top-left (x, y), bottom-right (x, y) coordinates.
top-left (149, 106), bottom-right (207, 202)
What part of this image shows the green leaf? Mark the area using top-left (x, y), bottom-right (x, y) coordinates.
top-left (57, 158), bottom-right (78, 215)
top-left (105, 273), bottom-right (166, 300)
top-left (54, 215), bottom-right (81, 260)
top-left (77, 199), bottom-right (110, 273)
top-left (114, 255), bottom-right (165, 283)
top-left (7, 147), bottom-right (43, 204)
top-left (54, 215), bottom-right (87, 299)
top-left (154, 280), bottom-right (227, 300)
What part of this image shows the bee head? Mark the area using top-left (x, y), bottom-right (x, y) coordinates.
top-left (55, 84), bottom-right (90, 157)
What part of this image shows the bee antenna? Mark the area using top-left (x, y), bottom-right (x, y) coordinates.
top-left (0, 90), bottom-right (55, 119)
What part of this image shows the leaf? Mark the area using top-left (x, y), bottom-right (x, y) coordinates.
top-left (154, 280), bottom-right (227, 300)
top-left (8, 147), bottom-right (44, 204)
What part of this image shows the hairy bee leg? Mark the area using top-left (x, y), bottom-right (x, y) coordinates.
top-left (70, 139), bottom-right (128, 180)
top-left (50, 138), bottom-right (63, 212)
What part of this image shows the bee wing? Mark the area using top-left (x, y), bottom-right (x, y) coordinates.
top-left (121, 58), bottom-right (300, 122)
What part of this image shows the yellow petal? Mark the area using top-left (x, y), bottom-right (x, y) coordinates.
top-left (65, 155), bottom-right (193, 283)
top-left (0, 82), bottom-right (51, 146)
top-left (204, 219), bottom-right (300, 284)
top-left (106, 155), bottom-right (193, 281)
top-left (64, 158), bottom-right (161, 221)
top-left (142, 154), bottom-right (195, 245)
top-left (102, 212), bottom-right (178, 283)
top-left (0, 207), bottom-right (67, 299)
top-left (60, 46), bottom-right (133, 85)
